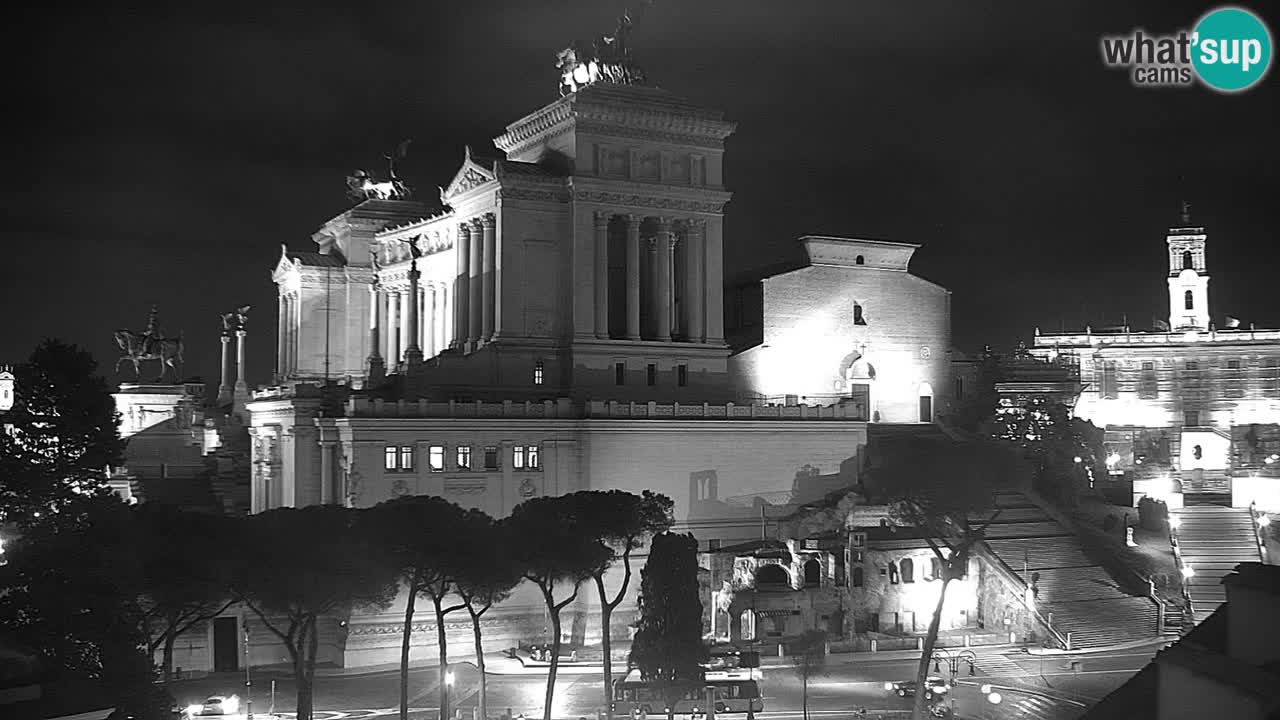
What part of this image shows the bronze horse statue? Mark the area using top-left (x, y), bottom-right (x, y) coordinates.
top-left (114, 329), bottom-right (184, 382)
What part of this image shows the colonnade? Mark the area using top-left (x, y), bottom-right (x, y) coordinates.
top-left (368, 279), bottom-right (454, 367)
top-left (593, 211), bottom-right (723, 344)
top-left (277, 291), bottom-right (301, 376)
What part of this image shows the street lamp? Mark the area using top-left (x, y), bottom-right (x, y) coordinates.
top-left (244, 624), bottom-right (253, 720)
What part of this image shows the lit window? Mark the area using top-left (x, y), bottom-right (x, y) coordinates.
top-left (514, 445), bottom-right (525, 469)
top-left (456, 445), bottom-right (472, 470)
top-left (518, 444), bottom-right (540, 470)
top-left (534, 361), bottom-right (544, 385)
top-left (484, 446), bottom-right (499, 470)
top-left (647, 364), bottom-right (656, 386)
top-left (429, 446), bottom-right (445, 472)
top-left (678, 364), bottom-right (688, 387)
top-left (385, 446), bottom-right (397, 471)
top-left (615, 362), bottom-right (625, 386)
top-left (399, 446), bottom-right (414, 472)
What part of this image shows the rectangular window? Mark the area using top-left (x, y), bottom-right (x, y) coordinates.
top-left (456, 445), bottom-right (472, 470)
top-left (1102, 361), bottom-right (1118, 399)
top-left (533, 361), bottom-right (544, 385)
top-left (398, 446), bottom-right (415, 471)
top-left (1186, 361), bottom-right (1199, 371)
top-left (615, 362), bottom-right (625, 386)
top-left (429, 446), bottom-right (445, 472)
top-left (385, 446), bottom-right (397, 471)
top-left (1266, 358), bottom-right (1280, 399)
top-left (527, 444), bottom-right (540, 470)
top-left (647, 364), bottom-right (657, 386)
top-left (1139, 362), bottom-right (1158, 400)
top-left (1228, 359), bottom-right (1241, 370)
top-left (678, 364), bottom-right (688, 387)
top-left (484, 446), bottom-right (499, 470)
top-left (514, 445), bottom-right (525, 469)
top-left (1184, 410), bottom-right (1200, 428)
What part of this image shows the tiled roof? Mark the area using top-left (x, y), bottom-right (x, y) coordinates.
top-left (289, 252), bottom-right (345, 268)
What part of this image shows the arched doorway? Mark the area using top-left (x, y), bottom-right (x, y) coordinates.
top-left (917, 382), bottom-right (934, 423)
top-left (839, 351), bottom-right (876, 421)
top-left (803, 558), bottom-right (821, 587)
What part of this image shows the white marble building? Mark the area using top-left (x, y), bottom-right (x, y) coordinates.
top-left (229, 64), bottom-right (954, 670)
top-left (1030, 215), bottom-right (1280, 507)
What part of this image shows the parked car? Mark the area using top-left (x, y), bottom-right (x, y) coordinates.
top-left (196, 696), bottom-right (240, 716)
top-left (884, 677), bottom-right (950, 699)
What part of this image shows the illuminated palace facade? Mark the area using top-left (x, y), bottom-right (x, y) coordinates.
top-left (1030, 216), bottom-right (1280, 508)
top-left (231, 78), bottom-right (953, 670)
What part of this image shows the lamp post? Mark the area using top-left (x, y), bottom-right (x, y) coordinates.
top-left (244, 624), bottom-right (253, 720)
top-left (444, 665), bottom-right (455, 720)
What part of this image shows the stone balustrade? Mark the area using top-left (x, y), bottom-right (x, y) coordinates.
top-left (1035, 327), bottom-right (1280, 347)
top-left (340, 397), bottom-right (868, 420)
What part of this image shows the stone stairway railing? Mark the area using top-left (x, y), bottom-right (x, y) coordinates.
top-left (971, 541), bottom-right (1069, 649)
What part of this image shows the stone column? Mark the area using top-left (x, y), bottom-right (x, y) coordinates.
top-left (425, 285), bottom-right (437, 358)
top-left (468, 219), bottom-right (483, 346)
top-left (320, 439), bottom-right (335, 505)
top-left (439, 286), bottom-right (450, 354)
top-left (594, 211), bottom-right (610, 338)
top-left (233, 329), bottom-right (249, 420)
top-left (647, 237), bottom-right (659, 339)
top-left (367, 284), bottom-right (384, 384)
top-left (481, 214), bottom-right (497, 343)
top-left (387, 289), bottom-right (400, 365)
top-left (656, 218), bottom-right (673, 342)
top-left (405, 261), bottom-right (423, 367)
top-left (288, 295), bottom-right (298, 375)
top-left (454, 224), bottom-right (471, 349)
top-left (686, 220), bottom-right (705, 342)
top-left (399, 288), bottom-right (413, 364)
top-left (704, 216), bottom-right (725, 344)
top-left (626, 214), bottom-right (641, 340)
top-left (218, 334), bottom-right (233, 404)
top-left (669, 235), bottom-right (681, 338)
top-left (276, 296), bottom-right (286, 380)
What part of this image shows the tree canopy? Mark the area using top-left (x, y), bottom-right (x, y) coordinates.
top-left (629, 532), bottom-right (706, 692)
top-left (0, 340), bottom-right (124, 527)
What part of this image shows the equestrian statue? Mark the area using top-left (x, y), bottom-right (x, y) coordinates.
top-left (115, 306), bottom-right (185, 383)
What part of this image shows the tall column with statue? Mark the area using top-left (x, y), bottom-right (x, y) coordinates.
top-left (232, 306), bottom-right (251, 422)
top-left (218, 324), bottom-right (233, 406)
top-left (367, 266), bottom-right (385, 386)
top-left (404, 238), bottom-right (424, 369)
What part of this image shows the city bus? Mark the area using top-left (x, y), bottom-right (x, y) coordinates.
top-left (611, 669), bottom-right (763, 718)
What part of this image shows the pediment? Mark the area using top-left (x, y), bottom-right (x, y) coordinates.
top-left (441, 146), bottom-right (497, 202)
top-left (271, 244), bottom-right (299, 282)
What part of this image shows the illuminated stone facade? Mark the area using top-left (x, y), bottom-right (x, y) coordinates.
top-left (237, 77), bottom-right (959, 670)
top-left (1031, 220), bottom-right (1280, 506)
top-left (727, 236), bottom-right (952, 423)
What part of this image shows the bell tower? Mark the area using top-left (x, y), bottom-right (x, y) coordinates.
top-left (1166, 201), bottom-right (1209, 331)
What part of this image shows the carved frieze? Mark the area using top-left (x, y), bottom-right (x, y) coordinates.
top-left (496, 188), bottom-right (569, 204)
top-left (445, 481), bottom-right (486, 495)
top-left (634, 151), bottom-right (661, 181)
top-left (574, 190), bottom-right (725, 214)
top-left (455, 168), bottom-right (490, 195)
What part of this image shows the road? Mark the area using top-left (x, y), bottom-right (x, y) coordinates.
top-left (165, 643), bottom-right (1165, 720)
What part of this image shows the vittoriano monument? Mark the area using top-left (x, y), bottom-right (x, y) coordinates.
top-left (556, 6), bottom-right (649, 96)
top-left (115, 306), bottom-right (185, 383)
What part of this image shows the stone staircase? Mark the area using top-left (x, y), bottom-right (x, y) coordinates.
top-left (1170, 505), bottom-right (1261, 624)
top-left (975, 491), bottom-right (1160, 650)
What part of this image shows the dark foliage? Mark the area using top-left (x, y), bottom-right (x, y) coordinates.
top-left (629, 531), bottom-right (707, 719)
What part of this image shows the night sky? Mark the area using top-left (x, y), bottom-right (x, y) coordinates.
top-left (6, 1), bottom-right (1279, 389)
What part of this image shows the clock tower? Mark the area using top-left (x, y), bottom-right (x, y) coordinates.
top-left (1166, 202), bottom-right (1210, 331)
